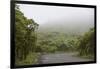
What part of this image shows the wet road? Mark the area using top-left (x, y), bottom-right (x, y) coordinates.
top-left (39, 53), bottom-right (93, 64)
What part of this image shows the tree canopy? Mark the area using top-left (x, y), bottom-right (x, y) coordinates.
top-left (15, 5), bottom-right (39, 61)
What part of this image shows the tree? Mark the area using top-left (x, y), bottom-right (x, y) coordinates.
top-left (77, 28), bottom-right (95, 57)
top-left (15, 5), bottom-right (39, 60)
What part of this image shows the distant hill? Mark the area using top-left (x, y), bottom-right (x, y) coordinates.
top-left (37, 20), bottom-right (94, 35)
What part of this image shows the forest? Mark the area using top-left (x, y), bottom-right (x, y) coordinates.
top-left (15, 5), bottom-right (95, 66)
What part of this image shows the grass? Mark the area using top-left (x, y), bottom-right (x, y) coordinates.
top-left (76, 53), bottom-right (94, 60)
top-left (15, 52), bottom-right (40, 66)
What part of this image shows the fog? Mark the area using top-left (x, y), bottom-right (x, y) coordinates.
top-left (17, 4), bottom-right (94, 34)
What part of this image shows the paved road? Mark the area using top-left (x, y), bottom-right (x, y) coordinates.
top-left (39, 53), bottom-right (93, 64)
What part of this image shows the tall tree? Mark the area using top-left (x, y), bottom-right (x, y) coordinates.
top-left (15, 5), bottom-right (39, 60)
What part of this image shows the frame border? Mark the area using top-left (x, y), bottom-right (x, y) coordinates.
top-left (10, 1), bottom-right (97, 68)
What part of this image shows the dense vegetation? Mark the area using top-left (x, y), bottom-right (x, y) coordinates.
top-left (36, 28), bottom-right (95, 59)
top-left (36, 32), bottom-right (78, 53)
top-left (15, 5), bottom-right (39, 65)
top-left (15, 5), bottom-right (95, 65)
top-left (77, 28), bottom-right (95, 58)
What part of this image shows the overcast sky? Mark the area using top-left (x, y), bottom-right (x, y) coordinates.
top-left (17, 4), bottom-right (94, 26)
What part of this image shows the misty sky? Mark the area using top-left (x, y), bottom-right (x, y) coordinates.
top-left (17, 4), bottom-right (94, 26)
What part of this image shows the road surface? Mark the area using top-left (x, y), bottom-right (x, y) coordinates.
top-left (38, 52), bottom-right (93, 64)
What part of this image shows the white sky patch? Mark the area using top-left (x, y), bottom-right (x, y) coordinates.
top-left (17, 4), bottom-right (94, 26)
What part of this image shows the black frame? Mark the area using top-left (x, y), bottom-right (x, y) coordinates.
top-left (11, 0), bottom-right (97, 69)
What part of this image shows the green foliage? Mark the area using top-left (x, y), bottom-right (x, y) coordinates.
top-left (15, 5), bottom-right (39, 65)
top-left (77, 28), bottom-right (95, 58)
top-left (36, 28), bottom-right (95, 59)
top-left (36, 32), bottom-right (78, 53)
top-left (15, 52), bottom-right (40, 65)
